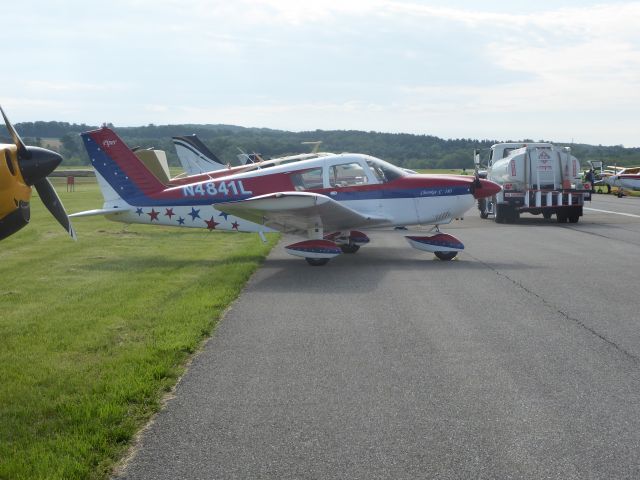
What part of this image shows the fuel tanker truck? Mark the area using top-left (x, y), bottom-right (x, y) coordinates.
top-left (475, 143), bottom-right (591, 223)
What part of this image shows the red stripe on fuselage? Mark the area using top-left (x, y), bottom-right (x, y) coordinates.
top-left (160, 172), bottom-right (478, 204)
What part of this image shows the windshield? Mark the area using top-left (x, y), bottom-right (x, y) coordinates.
top-left (366, 157), bottom-right (407, 183)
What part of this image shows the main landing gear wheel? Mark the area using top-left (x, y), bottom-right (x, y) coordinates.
top-left (434, 251), bottom-right (458, 261)
top-left (339, 243), bottom-right (360, 254)
top-left (305, 257), bottom-right (330, 266)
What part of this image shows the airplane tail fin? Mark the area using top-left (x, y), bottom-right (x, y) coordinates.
top-left (81, 127), bottom-right (167, 204)
top-left (172, 134), bottom-right (226, 174)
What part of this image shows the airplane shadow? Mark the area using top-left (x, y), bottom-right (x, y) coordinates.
top-left (251, 247), bottom-right (542, 294)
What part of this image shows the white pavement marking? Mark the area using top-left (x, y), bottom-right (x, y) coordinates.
top-left (584, 208), bottom-right (640, 219)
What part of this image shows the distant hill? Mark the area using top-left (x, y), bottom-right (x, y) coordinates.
top-left (6, 120), bottom-right (640, 169)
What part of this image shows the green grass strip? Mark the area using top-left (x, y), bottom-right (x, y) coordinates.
top-left (0, 182), bottom-right (278, 479)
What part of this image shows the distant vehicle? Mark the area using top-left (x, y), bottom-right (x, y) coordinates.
top-left (476, 143), bottom-right (591, 223)
top-left (71, 126), bottom-right (500, 265)
top-left (0, 106), bottom-right (76, 241)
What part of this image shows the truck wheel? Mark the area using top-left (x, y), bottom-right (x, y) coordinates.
top-left (478, 199), bottom-right (489, 219)
top-left (504, 206), bottom-right (519, 224)
top-left (568, 206), bottom-right (581, 223)
top-left (556, 210), bottom-right (568, 223)
top-left (495, 205), bottom-right (505, 223)
top-left (543, 211), bottom-right (552, 220)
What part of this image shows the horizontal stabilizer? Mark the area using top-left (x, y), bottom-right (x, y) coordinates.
top-left (70, 207), bottom-right (133, 218)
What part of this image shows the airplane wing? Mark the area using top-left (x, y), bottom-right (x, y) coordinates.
top-left (216, 191), bottom-right (391, 234)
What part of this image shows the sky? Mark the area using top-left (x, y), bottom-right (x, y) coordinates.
top-left (2, 0), bottom-right (640, 146)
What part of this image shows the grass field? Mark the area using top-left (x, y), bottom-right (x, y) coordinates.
top-left (0, 179), bottom-right (278, 479)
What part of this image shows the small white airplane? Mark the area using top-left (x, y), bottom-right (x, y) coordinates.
top-left (602, 165), bottom-right (640, 196)
top-left (172, 134), bottom-right (333, 175)
top-left (71, 126), bottom-right (500, 265)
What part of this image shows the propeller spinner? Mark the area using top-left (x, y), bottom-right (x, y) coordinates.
top-left (0, 106), bottom-right (76, 240)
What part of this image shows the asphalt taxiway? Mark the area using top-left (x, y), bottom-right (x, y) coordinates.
top-left (117, 195), bottom-right (640, 479)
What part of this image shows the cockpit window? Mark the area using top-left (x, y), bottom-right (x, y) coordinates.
top-left (290, 167), bottom-right (323, 191)
top-left (365, 157), bottom-right (406, 183)
top-left (329, 162), bottom-right (369, 187)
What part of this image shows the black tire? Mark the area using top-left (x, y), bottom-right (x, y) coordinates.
top-left (435, 251), bottom-right (458, 261)
top-left (305, 257), bottom-right (330, 266)
top-left (542, 210), bottom-right (552, 220)
top-left (557, 211), bottom-right (568, 223)
top-left (568, 215), bottom-right (580, 223)
top-left (504, 206), bottom-right (519, 224)
top-left (478, 199), bottom-right (489, 219)
top-left (495, 204), bottom-right (505, 223)
top-left (340, 244), bottom-right (360, 254)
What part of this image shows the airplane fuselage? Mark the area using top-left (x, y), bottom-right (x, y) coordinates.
top-left (604, 173), bottom-right (640, 191)
top-left (96, 152), bottom-right (479, 234)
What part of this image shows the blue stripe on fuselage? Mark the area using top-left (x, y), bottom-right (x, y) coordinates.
top-left (326, 185), bottom-right (471, 201)
top-left (147, 185), bottom-right (472, 207)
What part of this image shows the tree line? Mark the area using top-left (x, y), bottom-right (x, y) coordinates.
top-left (8, 120), bottom-right (640, 169)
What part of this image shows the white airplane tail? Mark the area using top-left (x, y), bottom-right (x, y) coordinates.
top-left (172, 134), bottom-right (226, 174)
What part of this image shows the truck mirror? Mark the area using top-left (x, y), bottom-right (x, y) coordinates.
top-left (473, 150), bottom-right (481, 166)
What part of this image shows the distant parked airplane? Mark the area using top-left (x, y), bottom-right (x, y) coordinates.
top-left (172, 134), bottom-right (333, 175)
top-left (172, 134), bottom-right (227, 174)
top-left (603, 165), bottom-right (640, 196)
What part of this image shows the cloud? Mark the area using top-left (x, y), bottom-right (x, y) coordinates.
top-left (26, 81), bottom-right (130, 93)
top-left (4, 0), bottom-right (640, 145)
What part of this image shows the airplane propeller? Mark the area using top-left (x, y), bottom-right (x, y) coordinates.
top-left (470, 148), bottom-right (483, 193)
top-left (1, 105), bottom-right (76, 239)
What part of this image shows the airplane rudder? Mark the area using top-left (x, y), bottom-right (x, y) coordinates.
top-left (82, 127), bottom-right (162, 201)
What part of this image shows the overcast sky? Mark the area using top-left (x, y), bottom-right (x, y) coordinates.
top-left (2, 0), bottom-right (639, 146)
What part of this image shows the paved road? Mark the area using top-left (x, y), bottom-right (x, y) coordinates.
top-left (117, 195), bottom-right (640, 480)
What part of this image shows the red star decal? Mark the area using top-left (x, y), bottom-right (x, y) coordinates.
top-left (147, 209), bottom-right (159, 221)
top-left (165, 208), bottom-right (175, 219)
top-left (231, 221), bottom-right (240, 230)
top-left (205, 217), bottom-right (219, 230)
